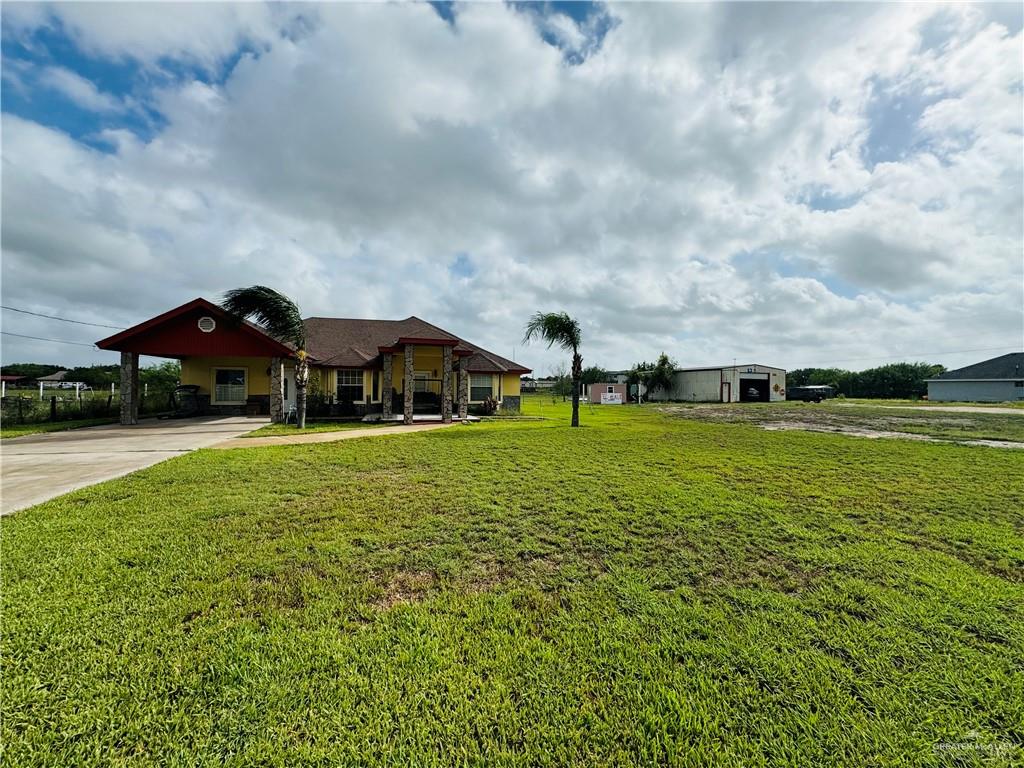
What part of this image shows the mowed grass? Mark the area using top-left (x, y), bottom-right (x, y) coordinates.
top-left (244, 420), bottom-right (395, 437)
top-left (0, 417), bottom-right (117, 439)
top-left (2, 399), bottom-right (1023, 766)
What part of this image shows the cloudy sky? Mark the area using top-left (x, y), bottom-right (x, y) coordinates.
top-left (2, 1), bottom-right (1022, 375)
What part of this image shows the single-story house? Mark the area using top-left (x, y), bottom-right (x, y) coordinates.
top-left (35, 370), bottom-right (70, 388)
top-left (925, 352), bottom-right (1024, 402)
top-left (97, 297), bottom-right (531, 425)
top-left (644, 364), bottom-right (787, 403)
top-left (588, 382), bottom-right (628, 404)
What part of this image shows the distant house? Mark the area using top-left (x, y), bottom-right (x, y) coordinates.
top-left (588, 382), bottom-right (628, 404)
top-left (925, 353), bottom-right (1024, 402)
top-left (36, 370), bottom-right (70, 388)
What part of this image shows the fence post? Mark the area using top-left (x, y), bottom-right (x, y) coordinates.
top-left (17, 397), bottom-right (23, 423)
top-left (106, 394), bottom-right (113, 414)
top-left (50, 396), bottom-right (57, 422)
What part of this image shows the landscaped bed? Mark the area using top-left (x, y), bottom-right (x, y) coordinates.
top-left (2, 398), bottom-right (1021, 765)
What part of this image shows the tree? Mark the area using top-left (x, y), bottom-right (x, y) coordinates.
top-left (628, 354), bottom-right (675, 401)
top-left (221, 286), bottom-right (309, 428)
top-left (645, 353), bottom-right (676, 399)
top-left (524, 312), bottom-right (583, 427)
top-left (580, 366), bottom-right (610, 386)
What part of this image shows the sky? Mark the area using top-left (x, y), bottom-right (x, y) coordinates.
top-left (1, 1), bottom-right (1022, 376)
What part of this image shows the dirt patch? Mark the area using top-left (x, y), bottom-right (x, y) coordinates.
top-left (660, 404), bottom-right (1024, 449)
top-left (371, 569), bottom-right (437, 609)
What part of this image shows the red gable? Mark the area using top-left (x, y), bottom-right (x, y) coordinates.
top-left (96, 298), bottom-right (294, 358)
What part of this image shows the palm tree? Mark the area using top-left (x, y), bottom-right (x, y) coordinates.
top-left (524, 312), bottom-right (583, 427)
top-left (221, 286), bottom-right (309, 428)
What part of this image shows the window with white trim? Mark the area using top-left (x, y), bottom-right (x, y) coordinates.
top-left (470, 374), bottom-right (492, 402)
top-left (336, 370), bottom-right (364, 402)
top-left (213, 368), bottom-right (246, 404)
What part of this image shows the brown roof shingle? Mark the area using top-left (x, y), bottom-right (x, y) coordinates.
top-left (302, 316), bottom-right (531, 374)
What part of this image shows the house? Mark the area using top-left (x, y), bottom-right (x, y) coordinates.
top-left (643, 364), bottom-right (787, 403)
top-left (35, 370), bottom-right (70, 388)
top-left (588, 382), bottom-right (628, 404)
top-left (925, 352), bottom-right (1024, 402)
top-left (97, 298), bottom-right (531, 425)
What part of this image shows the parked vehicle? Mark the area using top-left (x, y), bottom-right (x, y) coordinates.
top-left (787, 385), bottom-right (836, 402)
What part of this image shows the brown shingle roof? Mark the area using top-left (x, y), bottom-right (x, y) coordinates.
top-left (303, 316), bottom-right (531, 374)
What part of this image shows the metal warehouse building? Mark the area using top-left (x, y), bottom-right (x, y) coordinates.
top-left (645, 363), bottom-right (787, 403)
top-left (926, 352), bottom-right (1024, 402)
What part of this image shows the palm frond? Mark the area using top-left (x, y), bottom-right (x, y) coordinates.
top-left (220, 286), bottom-right (306, 349)
top-left (522, 311), bottom-right (582, 352)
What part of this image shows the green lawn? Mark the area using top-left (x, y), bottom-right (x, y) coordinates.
top-left (2, 399), bottom-right (1022, 765)
top-left (0, 417), bottom-right (117, 439)
top-left (244, 419), bottom-right (396, 437)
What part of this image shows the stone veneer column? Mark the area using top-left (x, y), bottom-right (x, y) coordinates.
top-left (269, 357), bottom-right (284, 423)
top-left (441, 346), bottom-right (453, 424)
top-left (457, 360), bottom-right (469, 420)
top-left (119, 351), bottom-right (139, 425)
top-left (382, 352), bottom-right (393, 420)
top-left (403, 344), bottom-right (415, 425)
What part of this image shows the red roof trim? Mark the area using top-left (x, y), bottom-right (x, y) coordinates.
top-left (96, 297), bottom-right (295, 356)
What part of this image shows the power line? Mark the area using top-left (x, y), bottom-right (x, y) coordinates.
top-left (0, 331), bottom-right (97, 348)
top-left (0, 305), bottom-right (123, 330)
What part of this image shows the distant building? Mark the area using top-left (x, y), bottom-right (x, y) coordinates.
top-left (588, 382), bottom-right (628, 404)
top-left (521, 378), bottom-right (557, 392)
top-left (926, 353), bottom-right (1024, 402)
top-left (644, 364), bottom-right (787, 403)
top-left (36, 370), bottom-right (70, 388)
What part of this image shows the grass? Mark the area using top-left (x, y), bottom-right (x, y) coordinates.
top-left (0, 417), bottom-right (117, 439)
top-left (2, 397), bottom-right (1022, 765)
top-left (244, 419), bottom-right (396, 437)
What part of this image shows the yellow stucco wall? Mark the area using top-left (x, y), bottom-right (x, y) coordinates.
top-left (180, 356), bottom-right (272, 400)
top-left (502, 374), bottom-right (521, 397)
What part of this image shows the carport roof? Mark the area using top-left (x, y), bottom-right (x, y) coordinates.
top-left (96, 298), bottom-right (296, 358)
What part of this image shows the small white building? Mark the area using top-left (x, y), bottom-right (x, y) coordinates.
top-left (645, 363), bottom-right (787, 403)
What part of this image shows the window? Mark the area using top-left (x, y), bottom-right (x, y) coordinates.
top-left (213, 368), bottom-right (246, 403)
top-left (372, 371), bottom-right (380, 401)
top-left (413, 371), bottom-right (431, 393)
top-left (470, 374), bottom-right (492, 402)
top-left (607, 386), bottom-right (614, 393)
top-left (337, 370), bottom-right (364, 402)
top-left (283, 376), bottom-right (288, 400)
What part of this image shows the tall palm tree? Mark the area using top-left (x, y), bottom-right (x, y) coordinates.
top-left (221, 286), bottom-right (309, 428)
top-left (524, 312), bottom-right (583, 427)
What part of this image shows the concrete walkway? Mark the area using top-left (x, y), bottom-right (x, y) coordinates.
top-left (211, 421), bottom-right (456, 449)
top-left (1, 416), bottom-right (267, 515)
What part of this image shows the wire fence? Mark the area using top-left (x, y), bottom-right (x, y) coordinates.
top-left (0, 387), bottom-right (177, 424)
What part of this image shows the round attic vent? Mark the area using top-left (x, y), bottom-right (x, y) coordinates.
top-left (197, 316), bottom-right (216, 333)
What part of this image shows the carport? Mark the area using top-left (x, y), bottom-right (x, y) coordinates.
top-left (96, 298), bottom-right (294, 425)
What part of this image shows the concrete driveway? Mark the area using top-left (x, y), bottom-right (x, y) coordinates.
top-left (1, 416), bottom-right (266, 515)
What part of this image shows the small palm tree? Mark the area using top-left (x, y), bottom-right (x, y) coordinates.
top-left (524, 312), bottom-right (583, 427)
top-left (221, 286), bottom-right (309, 428)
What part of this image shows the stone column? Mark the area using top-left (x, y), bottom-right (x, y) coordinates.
top-left (441, 346), bottom-right (453, 424)
top-left (403, 344), bottom-right (415, 425)
top-left (119, 351), bottom-right (139, 426)
top-left (382, 352), bottom-right (393, 420)
top-left (269, 357), bottom-right (285, 423)
top-left (457, 359), bottom-right (469, 420)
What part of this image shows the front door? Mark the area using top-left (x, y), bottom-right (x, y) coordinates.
top-left (283, 368), bottom-right (297, 413)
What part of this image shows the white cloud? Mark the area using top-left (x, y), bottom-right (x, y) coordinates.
top-left (1, 2), bottom-right (1021, 372)
top-left (38, 66), bottom-right (126, 113)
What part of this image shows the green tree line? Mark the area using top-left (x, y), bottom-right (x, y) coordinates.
top-left (787, 362), bottom-right (945, 399)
